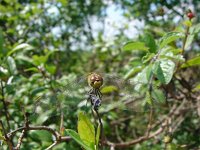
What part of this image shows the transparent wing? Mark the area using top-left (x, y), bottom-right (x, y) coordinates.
top-left (27, 74), bottom-right (89, 125)
top-left (26, 73), bottom-right (167, 125)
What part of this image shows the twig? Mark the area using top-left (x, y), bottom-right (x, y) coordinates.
top-left (14, 129), bottom-right (26, 150)
top-left (45, 141), bottom-right (58, 150)
top-left (104, 99), bottom-right (188, 148)
top-left (7, 126), bottom-right (60, 140)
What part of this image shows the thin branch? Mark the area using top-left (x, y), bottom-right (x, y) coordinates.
top-left (7, 126), bottom-right (60, 140)
top-left (45, 141), bottom-right (58, 150)
top-left (104, 99), bottom-right (188, 148)
top-left (14, 129), bottom-right (26, 150)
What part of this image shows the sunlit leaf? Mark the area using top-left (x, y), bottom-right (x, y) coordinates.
top-left (30, 87), bottom-right (47, 96)
top-left (192, 83), bottom-right (200, 92)
top-left (29, 130), bottom-right (52, 144)
top-left (181, 56), bottom-right (200, 68)
top-left (96, 123), bottom-right (101, 147)
top-left (7, 56), bottom-right (18, 75)
top-left (32, 55), bottom-right (47, 66)
top-left (78, 111), bottom-right (95, 149)
top-left (8, 43), bottom-right (34, 56)
top-left (159, 32), bottom-right (184, 49)
top-left (153, 59), bottom-right (175, 84)
top-left (45, 65), bottom-right (56, 75)
top-left (124, 66), bottom-right (144, 80)
top-left (24, 67), bottom-right (39, 72)
top-left (101, 85), bottom-right (118, 94)
top-left (141, 32), bottom-right (157, 53)
top-left (152, 89), bottom-right (166, 103)
top-left (123, 41), bottom-right (149, 51)
top-left (142, 53), bottom-right (155, 63)
top-left (183, 20), bottom-right (192, 27)
top-left (65, 129), bottom-right (94, 150)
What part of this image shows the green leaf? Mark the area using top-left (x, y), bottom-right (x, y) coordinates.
top-left (160, 52), bottom-right (185, 62)
top-left (8, 43), bottom-right (34, 56)
top-left (78, 111), bottom-right (95, 149)
top-left (132, 66), bottom-right (150, 92)
top-left (96, 123), bottom-right (101, 147)
top-left (45, 65), bottom-right (56, 75)
top-left (151, 89), bottom-right (166, 103)
top-left (146, 64), bottom-right (153, 81)
top-left (192, 83), bottom-right (200, 92)
top-left (30, 87), bottom-right (47, 96)
top-left (15, 55), bottom-right (34, 65)
top-left (29, 130), bottom-right (52, 143)
top-left (57, 0), bottom-right (68, 6)
top-left (183, 20), bottom-right (192, 27)
top-left (100, 85), bottom-right (118, 94)
top-left (144, 91), bottom-right (152, 105)
top-left (166, 143), bottom-right (178, 150)
top-left (65, 129), bottom-right (93, 150)
top-left (123, 41), bottom-right (149, 51)
top-left (159, 32), bottom-right (184, 49)
top-left (24, 67), bottom-right (39, 73)
top-left (32, 55), bottom-right (47, 66)
top-left (7, 56), bottom-right (18, 75)
top-left (181, 56), bottom-right (200, 68)
top-left (124, 66), bottom-right (144, 80)
top-left (154, 59), bottom-right (175, 84)
top-left (141, 32), bottom-right (157, 53)
top-left (184, 23), bottom-right (200, 49)
top-left (185, 34), bottom-right (194, 49)
top-left (142, 53), bottom-right (155, 64)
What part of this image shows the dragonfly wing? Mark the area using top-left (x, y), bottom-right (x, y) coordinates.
top-left (28, 74), bottom-right (89, 124)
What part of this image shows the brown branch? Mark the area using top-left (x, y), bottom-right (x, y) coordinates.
top-left (6, 124), bottom-right (71, 149)
top-left (14, 129), bottom-right (26, 150)
top-left (7, 126), bottom-right (60, 140)
top-left (45, 141), bottom-right (58, 150)
top-left (103, 99), bottom-right (188, 148)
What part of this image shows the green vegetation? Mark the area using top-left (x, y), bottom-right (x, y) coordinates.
top-left (0, 1), bottom-right (200, 150)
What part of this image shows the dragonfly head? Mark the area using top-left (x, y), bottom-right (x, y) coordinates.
top-left (87, 73), bottom-right (103, 89)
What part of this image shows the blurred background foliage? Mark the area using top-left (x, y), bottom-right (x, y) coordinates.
top-left (0, 0), bottom-right (200, 149)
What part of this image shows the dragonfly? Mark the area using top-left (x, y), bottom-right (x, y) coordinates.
top-left (26, 72), bottom-right (167, 126)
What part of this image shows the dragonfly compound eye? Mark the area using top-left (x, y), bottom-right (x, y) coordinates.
top-left (87, 73), bottom-right (103, 89)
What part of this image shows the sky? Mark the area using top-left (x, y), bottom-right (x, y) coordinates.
top-left (47, 2), bottom-right (144, 42)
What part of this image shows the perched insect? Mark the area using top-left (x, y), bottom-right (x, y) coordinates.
top-left (87, 73), bottom-right (103, 110)
top-left (87, 73), bottom-right (103, 97)
top-left (26, 72), bottom-right (166, 125)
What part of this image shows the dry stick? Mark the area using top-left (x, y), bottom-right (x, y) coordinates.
top-left (14, 109), bottom-right (29, 150)
top-left (7, 125), bottom-right (71, 149)
top-left (104, 99), bottom-right (187, 148)
top-left (45, 141), bottom-right (58, 150)
top-left (7, 126), bottom-right (60, 140)
top-left (0, 80), bottom-right (11, 131)
top-left (14, 129), bottom-right (26, 150)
